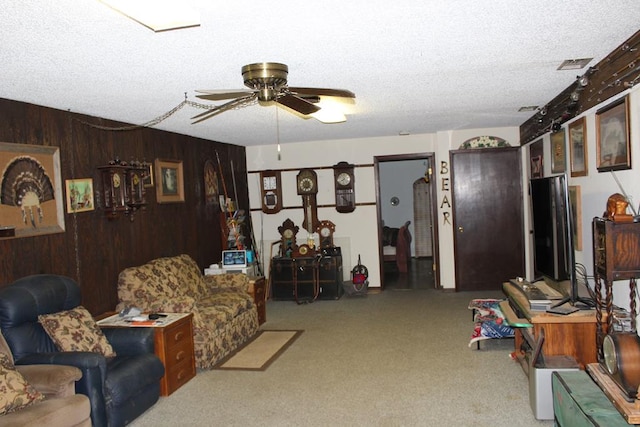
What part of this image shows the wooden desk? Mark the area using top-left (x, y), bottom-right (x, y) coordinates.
top-left (502, 281), bottom-right (599, 374)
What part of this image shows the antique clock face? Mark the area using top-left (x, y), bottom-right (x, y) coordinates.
top-left (112, 172), bottom-right (121, 188)
top-left (333, 161), bottom-right (355, 213)
top-left (603, 334), bottom-right (618, 375)
top-left (296, 169), bottom-right (318, 195)
top-left (336, 172), bottom-right (351, 186)
top-left (260, 170), bottom-right (282, 213)
top-left (316, 220), bottom-right (336, 248)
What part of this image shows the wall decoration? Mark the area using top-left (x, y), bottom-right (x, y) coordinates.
top-left (155, 159), bottom-right (184, 203)
top-left (569, 118), bottom-right (588, 177)
top-left (0, 142), bottom-right (65, 238)
top-left (569, 185), bottom-right (582, 251)
top-left (65, 178), bottom-right (94, 213)
top-left (142, 162), bottom-right (154, 188)
top-left (203, 159), bottom-right (219, 206)
top-left (550, 128), bottom-right (566, 174)
top-left (529, 138), bottom-right (543, 179)
top-left (459, 135), bottom-right (510, 149)
top-left (596, 96), bottom-right (630, 172)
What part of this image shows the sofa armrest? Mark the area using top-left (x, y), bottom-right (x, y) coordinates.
top-left (16, 364), bottom-right (82, 398)
top-left (102, 327), bottom-right (155, 356)
top-left (203, 274), bottom-right (249, 292)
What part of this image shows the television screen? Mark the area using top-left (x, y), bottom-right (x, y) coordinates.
top-left (530, 175), bottom-right (571, 282)
top-left (222, 250), bottom-right (247, 268)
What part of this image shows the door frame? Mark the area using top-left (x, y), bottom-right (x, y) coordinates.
top-left (374, 153), bottom-right (440, 290)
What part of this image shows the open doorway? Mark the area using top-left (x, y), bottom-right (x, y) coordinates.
top-left (375, 153), bottom-right (439, 290)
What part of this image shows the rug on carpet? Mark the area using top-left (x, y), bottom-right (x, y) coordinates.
top-left (214, 330), bottom-right (303, 371)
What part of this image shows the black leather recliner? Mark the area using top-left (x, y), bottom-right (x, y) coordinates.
top-left (0, 274), bottom-right (165, 427)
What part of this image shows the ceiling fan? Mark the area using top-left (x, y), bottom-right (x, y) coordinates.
top-left (192, 62), bottom-right (355, 124)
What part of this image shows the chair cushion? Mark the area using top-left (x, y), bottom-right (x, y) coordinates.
top-left (0, 353), bottom-right (44, 415)
top-left (38, 306), bottom-right (116, 358)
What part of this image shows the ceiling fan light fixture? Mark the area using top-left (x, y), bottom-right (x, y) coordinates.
top-left (311, 108), bottom-right (346, 123)
top-left (98, 0), bottom-right (200, 32)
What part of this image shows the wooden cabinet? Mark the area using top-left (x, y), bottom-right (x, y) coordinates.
top-left (502, 281), bottom-right (599, 373)
top-left (248, 276), bottom-right (266, 325)
top-left (153, 313), bottom-right (196, 396)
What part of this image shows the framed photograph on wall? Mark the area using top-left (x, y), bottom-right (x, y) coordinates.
top-left (65, 178), bottom-right (94, 213)
top-left (529, 138), bottom-right (543, 178)
top-left (596, 96), bottom-right (630, 172)
top-left (154, 159), bottom-right (184, 203)
top-left (568, 118), bottom-right (588, 177)
top-left (551, 128), bottom-right (566, 174)
top-left (569, 185), bottom-right (582, 251)
top-left (0, 142), bottom-right (65, 239)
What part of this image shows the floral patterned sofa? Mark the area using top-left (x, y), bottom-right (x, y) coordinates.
top-left (116, 254), bottom-right (259, 369)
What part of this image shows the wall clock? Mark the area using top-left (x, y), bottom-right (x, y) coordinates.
top-left (277, 218), bottom-right (299, 257)
top-left (296, 169), bottom-right (318, 232)
top-left (98, 164), bottom-right (129, 217)
top-left (126, 165), bottom-right (146, 208)
top-left (333, 161), bottom-right (355, 213)
top-left (316, 220), bottom-right (336, 248)
top-left (260, 170), bottom-right (282, 213)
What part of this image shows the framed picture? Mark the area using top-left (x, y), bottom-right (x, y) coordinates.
top-left (203, 159), bottom-right (219, 206)
top-left (65, 178), bottom-right (94, 213)
top-left (569, 185), bottom-right (582, 251)
top-left (0, 142), bottom-right (65, 239)
top-left (550, 128), bottom-right (566, 174)
top-left (142, 162), bottom-right (154, 188)
top-left (596, 96), bottom-right (630, 172)
top-left (568, 118), bottom-right (588, 177)
top-left (154, 159), bottom-right (184, 203)
top-left (529, 138), bottom-right (543, 178)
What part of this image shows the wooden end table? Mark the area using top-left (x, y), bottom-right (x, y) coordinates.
top-left (248, 276), bottom-right (266, 325)
top-left (98, 312), bottom-right (196, 396)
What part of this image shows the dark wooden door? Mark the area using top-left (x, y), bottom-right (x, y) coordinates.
top-left (451, 147), bottom-right (524, 291)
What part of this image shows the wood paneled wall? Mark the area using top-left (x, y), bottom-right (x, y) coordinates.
top-left (0, 98), bottom-right (249, 315)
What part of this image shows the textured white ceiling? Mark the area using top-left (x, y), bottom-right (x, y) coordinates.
top-left (1, 1), bottom-right (639, 146)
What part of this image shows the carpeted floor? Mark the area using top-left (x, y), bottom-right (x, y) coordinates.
top-left (130, 288), bottom-right (554, 427)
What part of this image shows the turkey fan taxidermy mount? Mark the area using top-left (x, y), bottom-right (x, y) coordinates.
top-left (192, 62), bottom-right (355, 124)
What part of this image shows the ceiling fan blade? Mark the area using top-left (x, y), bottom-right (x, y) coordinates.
top-left (195, 89), bottom-right (255, 101)
top-left (276, 94), bottom-right (320, 115)
top-left (288, 87), bottom-right (355, 99)
top-left (191, 94), bottom-right (257, 124)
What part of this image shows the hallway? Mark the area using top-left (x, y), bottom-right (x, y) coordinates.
top-left (383, 257), bottom-right (435, 291)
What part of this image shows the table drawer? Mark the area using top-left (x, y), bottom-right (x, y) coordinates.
top-left (165, 354), bottom-right (196, 393)
top-left (163, 318), bottom-right (192, 350)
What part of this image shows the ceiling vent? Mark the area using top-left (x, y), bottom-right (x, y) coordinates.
top-left (557, 58), bottom-right (593, 71)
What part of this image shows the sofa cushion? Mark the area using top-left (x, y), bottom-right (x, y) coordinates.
top-left (118, 262), bottom-right (184, 306)
top-left (164, 254), bottom-right (209, 298)
top-left (0, 353), bottom-right (45, 415)
top-left (38, 306), bottom-right (116, 358)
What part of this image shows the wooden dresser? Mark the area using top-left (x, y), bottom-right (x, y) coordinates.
top-left (248, 276), bottom-right (266, 325)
